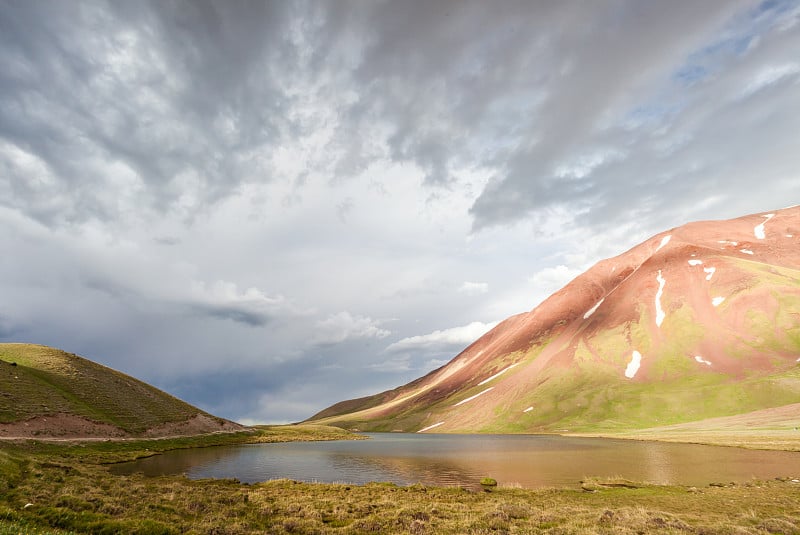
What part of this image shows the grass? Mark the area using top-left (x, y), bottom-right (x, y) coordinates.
top-left (1, 427), bottom-right (800, 534)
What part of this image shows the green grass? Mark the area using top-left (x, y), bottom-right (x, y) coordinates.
top-left (0, 344), bottom-right (207, 434)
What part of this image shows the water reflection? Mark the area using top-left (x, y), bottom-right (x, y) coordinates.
top-left (110, 434), bottom-right (800, 489)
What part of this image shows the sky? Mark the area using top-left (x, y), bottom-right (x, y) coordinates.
top-left (1, 0), bottom-right (799, 424)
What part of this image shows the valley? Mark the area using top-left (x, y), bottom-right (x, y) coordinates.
top-left (1, 208), bottom-right (799, 534)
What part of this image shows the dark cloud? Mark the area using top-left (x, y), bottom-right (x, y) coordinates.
top-left (0, 0), bottom-right (294, 227)
top-left (189, 304), bottom-right (271, 328)
top-left (468, 0), bottom-right (760, 230)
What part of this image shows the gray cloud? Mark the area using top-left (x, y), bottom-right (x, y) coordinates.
top-left (189, 304), bottom-right (271, 328)
top-left (0, 0), bottom-right (294, 227)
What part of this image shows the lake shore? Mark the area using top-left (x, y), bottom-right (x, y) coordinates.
top-left (571, 428), bottom-right (800, 452)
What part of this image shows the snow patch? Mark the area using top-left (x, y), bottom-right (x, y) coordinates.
top-left (418, 422), bottom-right (445, 433)
top-left (454, 387), bottom-right (494, 407)
top-left (787, 234), bottom-right (794, 238)
top-left (740, 249), bottom-right (754, 255)
top-left (655, 235), bottom-right (671, 252)
top-left (694, 356), bottom-right (712, 366)
top-left (655, 270), bottom-right (666, 327)
top-left (583, 298), bottom-right (605, 319)
top-left (478, 363), bottom-right (519, 386)
top-left (523, 406), bottom-right (534, 413)
top-left (718, 240), bottom-right (739, 246)
top-left (754, 213), bottom-right (774, 240)
top-left (712, 296), bottom-right (725, 307)
top-left (688, 259), bottom-right (703, 266)
top-left (704, 267), bottom-right (716, 281)
top-left (625, 351), bottom-right (642, 379)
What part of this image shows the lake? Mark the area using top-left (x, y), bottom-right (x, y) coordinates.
top-left (111, 433), bottom-right (800, 489)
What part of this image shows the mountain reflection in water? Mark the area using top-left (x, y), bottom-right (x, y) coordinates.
top-left (111, 434), bottom-right (800, 489)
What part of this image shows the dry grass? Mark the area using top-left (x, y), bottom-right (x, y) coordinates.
top-left (577, 403), bottom-right (800, 451)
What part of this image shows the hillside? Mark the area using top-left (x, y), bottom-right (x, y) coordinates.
top-left (310, 207), bottom-right (800, 434)
top-left (0, 343), bottom-right (242, 438)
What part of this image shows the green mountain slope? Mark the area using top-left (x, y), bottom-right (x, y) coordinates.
top-left (0, 343), bottom-right (239, 436)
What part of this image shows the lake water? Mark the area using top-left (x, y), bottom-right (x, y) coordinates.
top-left (111, 434), bottom-right (800, 489)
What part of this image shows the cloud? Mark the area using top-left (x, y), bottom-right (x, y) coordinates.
top-left (0, 1), bottom-right (294, 228)
top-left (459, 281), bottom-right (489, 296)
top-left (467, 1), bottom-right (758, 229)
top-left (186, 281), bottom-right (287, 327)
top-left (315, 312), bottom-right (391, 345)
top-left (386, 321), bottom-right (500, 353)
top-left (528, 265), bottom-right (584, 296)
top-left (368, 356), bottom-right (412, 373)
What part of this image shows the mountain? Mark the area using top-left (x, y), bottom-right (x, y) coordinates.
top-left (0, 343), bottom-right (242, 438)
top-left (310, 207), bottom-right (800, 433)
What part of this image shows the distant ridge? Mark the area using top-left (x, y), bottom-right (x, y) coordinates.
top-left (310, 206), bottom-right (800, 434)
top-left (0, 343), bottom-right (242, 438)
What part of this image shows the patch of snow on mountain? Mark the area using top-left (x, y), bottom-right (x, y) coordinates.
top-left (625, 351), bottom-right (642, 379)
top-left (454, 387), bottom-right (494, 407)
top-left (740, 249), bottom-right (754, 255)
top-left (656, 235), bottom-right (671, 252)
top-left (688, 259), bottom-right (703, 266)
top-left (523, 406), bottom-right (534, 413)
top-left (583, 298), bottom-right (605, 319)
top-left (712, 296), bottom-right (725, 307)
top-left (655, 271), bottom-right (666, 327)
top-left (694, 356), bottom-right (712, 366)
top-left (478, 363), bottom-right (519, 386)
top-left (418, 422), bottom-right (445, 433)
top-left (754, 213), bottom-right (774, 239)
top-left (704, 267), bottom-right (716, 281)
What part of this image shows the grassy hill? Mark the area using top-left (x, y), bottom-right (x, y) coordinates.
top-left (0, 343), bottom-right (235, 436)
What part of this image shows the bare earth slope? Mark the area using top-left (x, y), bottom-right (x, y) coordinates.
top-left (310, 207), bottom-right (800, 434)
top-left (0, 343), bottom-right (242, 438)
